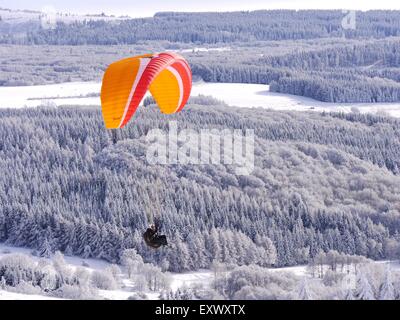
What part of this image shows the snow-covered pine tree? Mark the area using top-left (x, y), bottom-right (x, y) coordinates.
top-left (297, 278), bottom-right (312, 300)
top-left (39, 237), bottom-right (53, 258)
top-left (82, 245), bottom-right (92, 259)
top-left (64, 244), bottom-right (73, 256)
top-left (343, 287), bottom-right (355, 300)
top-left (355, 270), bottom-right (375, 300)
top-left (255, 235), bottom-right (278, 266)
top-left (379, 267), bottom-right (395, 300)
top-left (158, 290), bottom-right (166, 300)
top-left (0, 276), bottom-right (6, 289)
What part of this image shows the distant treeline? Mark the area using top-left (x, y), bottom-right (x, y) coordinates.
top-left (192, 39), bottom-right (400, 103)
top-left (1, 10), bottom-right (400, 103)
top-left (0, 103), bottom-right (399, 271)
top-left (1, 10), bottom-right (400, 44)
top-left (266, 39), bottom-right (400, 102)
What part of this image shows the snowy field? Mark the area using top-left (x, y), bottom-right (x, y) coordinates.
top-left (0, 82), bottom-right (101, 108)
top-left (1, 80), bottom-right (400, 118)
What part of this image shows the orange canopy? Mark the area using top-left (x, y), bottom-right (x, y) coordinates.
top-left (101, 52), bottom-right (192, 129)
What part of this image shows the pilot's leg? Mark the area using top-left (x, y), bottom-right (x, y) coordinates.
top-left (158, 235), bottom-right (168, 246)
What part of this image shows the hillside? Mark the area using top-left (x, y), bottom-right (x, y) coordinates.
top-left (0, 102), bottom-right (399, 270)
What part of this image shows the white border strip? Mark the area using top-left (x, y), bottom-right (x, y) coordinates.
top-left (118, 58), bottom-right (150, 128)
top-left (178, 60), bottom-right (191, 80)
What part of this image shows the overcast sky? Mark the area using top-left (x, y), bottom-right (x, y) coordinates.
top-left (2, 0), bottom-right (400, 17)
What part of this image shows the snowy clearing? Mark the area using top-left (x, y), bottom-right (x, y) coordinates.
top-left (1, 80), bottom-right (400, 118)
top-left (0, 81), bottom-right (101, 108)
top-left (191, 82), bottom-right (400, 118)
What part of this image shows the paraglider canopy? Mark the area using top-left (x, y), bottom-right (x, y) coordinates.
top-left (100, 52), bottom-right (192, 129)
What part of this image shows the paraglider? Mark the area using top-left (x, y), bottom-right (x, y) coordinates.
top-left (100, 53), bottom-right (192, 249)
top-left (140, 180), bottom-right (169, 249)
top-left (100, 52), bottom-right (192, 129)
top-left (143, 218), bottom-right (168, 249)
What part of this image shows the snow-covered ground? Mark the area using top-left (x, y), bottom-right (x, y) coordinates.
top-left (1, 80), bottom-right (400, 118)
top-left (192, 82), bottom-right (400, 117)
top-left (0, 290), bottom-right (61, 300)
top-left (0, 242), bottom-right (110, 271)
top-left (0, 82), bottom-right (101, 108)
top-left (0, 243), bottom-right (215, 300)
top-left (1, 243), bottom-right (399, 300)
top-left (169, 270), bottom-right (215, 292)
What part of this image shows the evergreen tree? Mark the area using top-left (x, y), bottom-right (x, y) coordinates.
top-left (39, 237), bottom-right (53, 258)
top-left (355, 270), bottom-right (375, 300)
top-left (297, 278), bottom-right (312, 300)
top-left (379, 268), bottom-right (395, 300)
top-left (82, 245), bottom-right (92, 259)
top-left (343, 287), bottom-right (355, 300)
